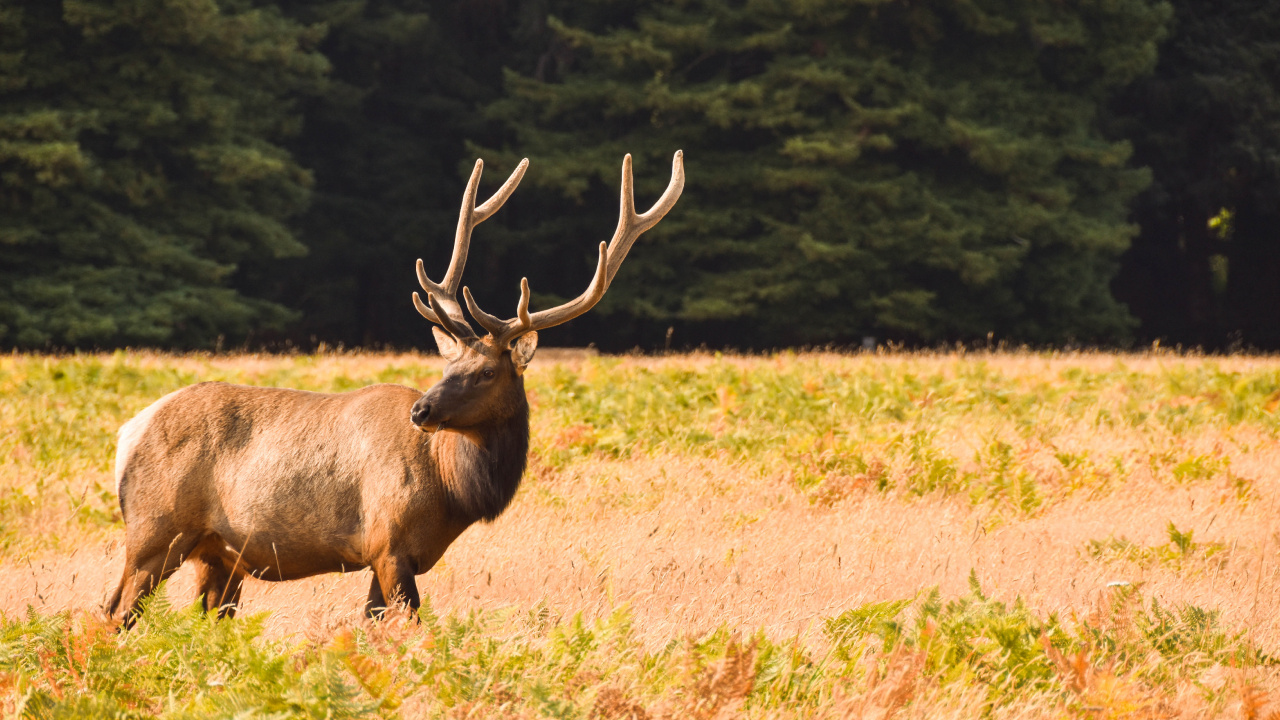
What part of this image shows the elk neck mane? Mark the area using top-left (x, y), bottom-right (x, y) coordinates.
top-left (432, 394), bottom-right (530, 524)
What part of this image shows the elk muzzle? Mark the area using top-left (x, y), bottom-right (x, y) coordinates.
top-left (412, 378), bottom-right (462, 431)
top-left (410, 396), bottom-right (434, 429)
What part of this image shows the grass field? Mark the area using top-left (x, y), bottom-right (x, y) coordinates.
top-left (2, 349), bottom-right (1280, 718)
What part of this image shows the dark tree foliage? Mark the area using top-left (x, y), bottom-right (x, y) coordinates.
top-left (13, 0), bottom-right (1270, 352)
top-left (239, 0), bottom-right (542, 349)
top-left (1111, 0), bottom-right (1280, 349)
top-left (478, 0), bottom-right (1171, 349)
top-left (0, 0), bottom-right (326, 349)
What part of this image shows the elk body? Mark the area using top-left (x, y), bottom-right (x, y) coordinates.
top-left (106, 152), bottom-right (684, 625)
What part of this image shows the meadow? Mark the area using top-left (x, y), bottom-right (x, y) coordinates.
top-left (1, 349), bottom-right (1279, 718)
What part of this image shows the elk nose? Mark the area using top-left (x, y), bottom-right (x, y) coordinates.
top-left (410, 401), bottom-right (432, 426)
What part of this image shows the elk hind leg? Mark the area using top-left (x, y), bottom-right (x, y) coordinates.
top-left (110, 532), bottom-right (199, 628)
top-left (364, 575), bottom-right (387, 620)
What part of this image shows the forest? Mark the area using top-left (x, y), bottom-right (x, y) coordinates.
top-left (1, 0), bottom-right (1277, 352)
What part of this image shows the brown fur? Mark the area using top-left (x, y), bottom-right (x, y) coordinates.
top-left (108, 335), bottom-right (533, 625)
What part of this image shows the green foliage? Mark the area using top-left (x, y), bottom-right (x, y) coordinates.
top-left (824, 574), bottom-right (1272, 708)
top-left (1087, 521), bottom-right (1227, 571)
top-left (1, 594), bottom-right (376, 718)
top-left (1, 0), bottom-right (1275, 351)
top-left (0, 0), bottom-right (1275, 351)
top-left (2, 576), bottom-right (1269, 717)
top-left (480, 0), bottom-right (1171, 347)
top-left (0, 1), bottom-right (327, 349)
top-left (1137, 597), bottom-right (1265, 670)
top-left (824, 598), bottom-right (913, 661)
top-left (530, 355), bottom-right (1278, 510)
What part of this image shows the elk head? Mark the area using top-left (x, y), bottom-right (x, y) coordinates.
top-left (410, 151), bottom-right (685, 433)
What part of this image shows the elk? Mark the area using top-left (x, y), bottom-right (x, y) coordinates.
top-left (106, 151), bottom-right (684, 625)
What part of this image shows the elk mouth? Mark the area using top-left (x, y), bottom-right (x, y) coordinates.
top-left (413, 419), bottom-right (446, 434)
top-left (412, 414), bottom-right (447, 434)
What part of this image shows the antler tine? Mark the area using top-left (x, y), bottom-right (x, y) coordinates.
top-left (414, 158), bottom-right (529, 343)
top-left (441, 158), bottom-right (529, 293)
top-left (475, 151), bottom-right (684, 347)
top-left (425, 293), bottom-right (476, 342)
top-left (412, 288), bottom-right (440, 324)
top-left (474, 158), bottom-right (529, 223)
top-left (605, 149), bottom-right (684, 285)
top-left (440, 159), bottom-right (483, 295)
top-left (461, 280), bottom-right (531, 340)
top-left (462, 285), bottom-right (508, 336)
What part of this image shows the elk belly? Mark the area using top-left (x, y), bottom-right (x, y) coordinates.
top-left (202, 530), bottom-right (369, 581)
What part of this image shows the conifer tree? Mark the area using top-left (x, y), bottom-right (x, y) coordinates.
top-left (0, 0), bottom-right (326, 348)
top-left (481, 0), bottom-right (1171, 347)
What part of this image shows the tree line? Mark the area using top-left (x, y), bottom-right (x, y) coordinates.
top-left (2, 0), bottom-right (1276, 352)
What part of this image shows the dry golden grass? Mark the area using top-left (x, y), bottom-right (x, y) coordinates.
top-left (2, 349), bottom-right (1279, 717)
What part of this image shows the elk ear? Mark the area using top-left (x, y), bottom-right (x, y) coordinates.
top-left (432, 327), bottom-right (463, 361)
top-left (511, 331), bottom-right (538, 372)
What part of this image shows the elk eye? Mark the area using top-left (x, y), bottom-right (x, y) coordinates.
top-left (482, 369), bottom-right (495, 379)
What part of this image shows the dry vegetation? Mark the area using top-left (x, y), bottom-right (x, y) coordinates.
top-left (2, 349), bottom-right (1280, 718)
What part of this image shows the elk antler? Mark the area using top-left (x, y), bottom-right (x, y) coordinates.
top-left (464, 150), bottom-right (685, 347)
top-left (413, 158), bottom-right (529, 347)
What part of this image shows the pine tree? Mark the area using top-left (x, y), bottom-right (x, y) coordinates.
top-left (480, 0), bottom-right (1171, 348)
top-left (0, 0), bottom-right (326, 348)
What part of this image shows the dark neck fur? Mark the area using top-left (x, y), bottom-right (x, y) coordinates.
top-left (441, 394), bottom-right (529, 524)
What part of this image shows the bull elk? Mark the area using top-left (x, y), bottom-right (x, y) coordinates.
top-left (106, 151), bottom-right (684, 625)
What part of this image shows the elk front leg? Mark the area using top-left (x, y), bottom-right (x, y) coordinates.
top-left (109, 531), bottom-right (199, 628)
top-left (370, 556), bottom-right (419, 619)
top-left (364, 574), bottom-right (386, 620)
